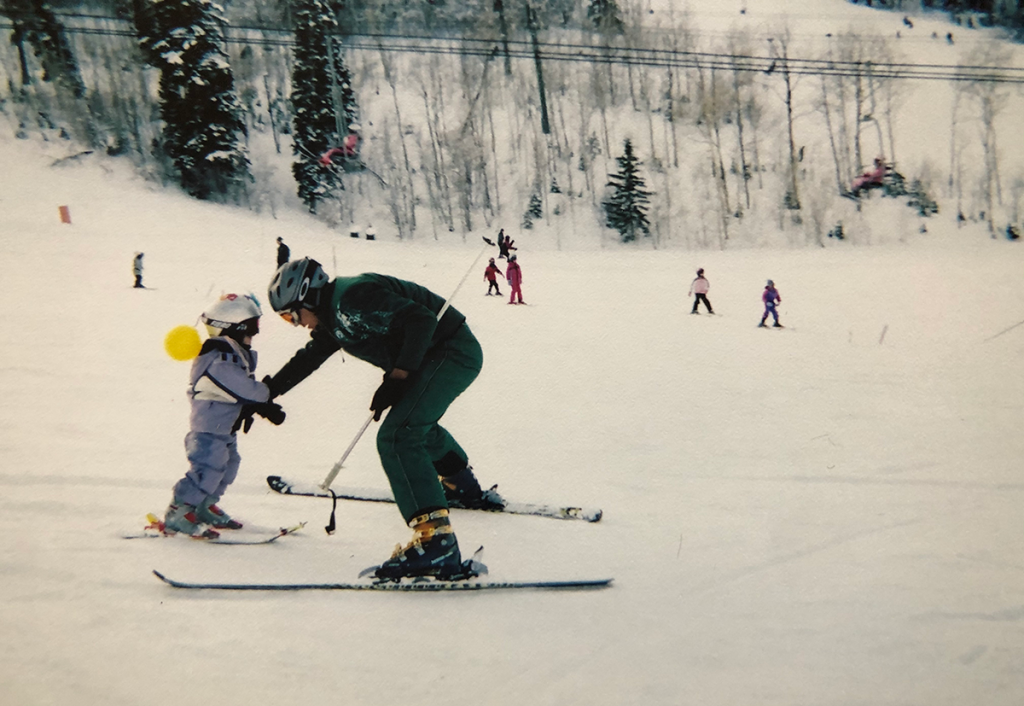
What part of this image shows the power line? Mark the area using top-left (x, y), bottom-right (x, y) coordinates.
top-left (2, 16), bottom-right (1022, 85)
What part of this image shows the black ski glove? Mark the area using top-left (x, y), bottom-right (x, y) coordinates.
top-left (253, 402), bottom-right (286, 425)
top-left (232, 402), bottom-right (285, 434)
top-left (370, 374), bottom-right (410, 421)
top-left (232, 405), bottom-right (256, 434)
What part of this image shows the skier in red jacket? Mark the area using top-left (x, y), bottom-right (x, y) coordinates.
top-left (484, 258), bottom-right (504, 296)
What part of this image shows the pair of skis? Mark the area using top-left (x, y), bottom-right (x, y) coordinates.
top-left (149, 475), bottom-right (610, 592)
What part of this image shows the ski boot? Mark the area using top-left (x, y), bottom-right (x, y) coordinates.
top-left (374, 509), bottom-right (468, 581)
top-left (195, 496), bottom-right (243, 530)
top-left (440, 465), bottom-right (504, 511)
top-left (163, 501), bottom-right (220, 539)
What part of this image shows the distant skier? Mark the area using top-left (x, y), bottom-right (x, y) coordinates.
top-left (688, 268), bottom-right (714, 314)
top-left (484, 257), bottom-right (504, 296)
top-left (132, 252), bottom-right (144, 288)
top-left (759, 280), bottom-right (782, 328)
top-left (506, 254), bottom-right (524, 305)
top-left (276, 237), bottom-right (290, 268)
top-left (162, 294), bottom-right (285, 538)
top-left (497, 230), bottom-right (516, 259)
top-left (265, 258), bottom-right (501, 580)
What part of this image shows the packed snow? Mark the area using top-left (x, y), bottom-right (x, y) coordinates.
top-left (3, 0), bottom-right (1024, 704)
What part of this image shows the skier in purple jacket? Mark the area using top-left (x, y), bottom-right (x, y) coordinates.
top-left (759, 280), bottom-right (782, 328)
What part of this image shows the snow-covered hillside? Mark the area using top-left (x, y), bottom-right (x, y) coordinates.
top-left (2, 107), bottom-right (1024, 706)
top-left (2, 0), bottom-right (1024, 704)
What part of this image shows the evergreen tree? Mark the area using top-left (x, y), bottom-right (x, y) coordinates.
top-left (290, 0), bottom-right (357, 213)
top-left (137, 0), bottom-right (251, 202)
top-left (603, 139), bottom-right (652, 243)
top-left (1, 0), bottom-right (86, 98)
top-left (586, 0), bottom-right (623, 33)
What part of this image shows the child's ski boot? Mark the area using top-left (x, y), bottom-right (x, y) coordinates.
top-left (163, 501), bottom-right (220, 539)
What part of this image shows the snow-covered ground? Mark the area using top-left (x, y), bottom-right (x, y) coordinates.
top-left (2, 123), bottom-right (1024, 706)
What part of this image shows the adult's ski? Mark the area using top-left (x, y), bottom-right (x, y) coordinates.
top-left (152, 570), bottom-right (612, 592)
top-left (124, 514), bottom-right (306, 545)
top-left (266, 475), bottom-right (602, 523)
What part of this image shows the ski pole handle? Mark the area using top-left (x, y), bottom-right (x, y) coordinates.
top-left (436, 236), bottom-right (495, 321)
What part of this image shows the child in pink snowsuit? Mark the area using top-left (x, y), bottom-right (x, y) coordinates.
top-left (506, 255), bottom-right (524, 304)
top-left (484, 258), bottom-right (503, 296)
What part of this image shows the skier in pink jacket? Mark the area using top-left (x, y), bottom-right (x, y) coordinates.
top-left (688, 268), bottom-right (714, 314)
top-left (506, 255), bottom-right (524, 305)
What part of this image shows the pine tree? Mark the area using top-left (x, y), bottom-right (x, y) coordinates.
top-left (587, 0), bottom-right (624, 33)
top-left (2, 0), bottom-right (86, 98)
top-left (528, 192), bottom-right (543, 218)
top-left (603, 139), bottom-right (652, 243)
top-left (290, 0), bottom-right (357, 213)
top-left (3, 0), bottom-right (94, 142)
top-left (138, 0), bottom-right (251, 202)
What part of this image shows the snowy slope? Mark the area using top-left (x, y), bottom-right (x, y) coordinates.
top-left (2, 0), bottom-right (1024, 703)
top-left (2, 122), bottom-right (1024, 706)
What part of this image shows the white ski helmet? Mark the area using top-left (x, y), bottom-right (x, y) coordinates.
top-left (201, 292), bottom-right (262, 340)
top-left (268, 257), bottom-right (330, 314)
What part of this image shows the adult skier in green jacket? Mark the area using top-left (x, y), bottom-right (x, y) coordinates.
top-left (265, 257), bottom-right (497, 580)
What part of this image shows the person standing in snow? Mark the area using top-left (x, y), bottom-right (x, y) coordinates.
top-left (688, 268), bottom-right (714, 315)
top-left (484, 257), bottom-right (504, 296)
top-left (759, 280), bottom-right (782, 328)
top-left (264, 258), bottom-right (500, 580)
top-left (496, 229), bottom-right (510, 259)
top-left (506, 254), bottom-right (524, 305)
top-left (162, 293), bottom-right (285, 538)
top-left (132, 252), bottom-right (144, 288)
top-left (276, 237), bottom-right (290, 268)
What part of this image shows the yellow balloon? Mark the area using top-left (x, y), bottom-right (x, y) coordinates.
top-left (164, 325), bottom-right (202, 361)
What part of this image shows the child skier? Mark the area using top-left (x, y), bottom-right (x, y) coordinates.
top-left (484, 258), bottom-right (504, 296)
top-left (506, 254), bottom-right (524, 305)
top-left (688, 268), bottom-right (714, 314)
top-left (759, 280), bottom-right (782, 328)
top-left (162, 293), bottom-right (285, 538)
top-left (497, 230), bottom-right (517, 259)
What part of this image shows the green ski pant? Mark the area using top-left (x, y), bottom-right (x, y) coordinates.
top-left (376, 323), bottom-right (483, 523)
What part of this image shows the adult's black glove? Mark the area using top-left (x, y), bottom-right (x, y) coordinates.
top-left (370, 374), bottom-right (410, 421)
top-left (253, 402), bottom-right (286, 425)
top-left (262, 375), bottom-right (279, 400)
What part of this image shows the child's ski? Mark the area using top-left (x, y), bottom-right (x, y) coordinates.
top-left (266, 475), bottom-right (603, 523)
top-left (153, 570), bottom-right (612, 592)
top-left (124, 514), bottom-right (306, 545)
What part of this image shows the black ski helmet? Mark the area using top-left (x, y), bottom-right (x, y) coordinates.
top-left (268, 258), bottom-right (330, 313)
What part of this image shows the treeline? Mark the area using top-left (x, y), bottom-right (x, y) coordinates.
top-left (0, 0), bottom-right (1020, 246)
top-left (851, 0), bottom-right (1024, 38)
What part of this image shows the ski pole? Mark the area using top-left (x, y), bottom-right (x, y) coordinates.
top-left (319, 235), bottom-right (497, 491)
top-left (437, 235), bottom-right (496, 320)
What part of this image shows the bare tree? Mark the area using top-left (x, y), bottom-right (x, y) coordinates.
top-left (958, 43), bottom-right (1014, 236)
top-left (766, 31), bottom-right (801, 213)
